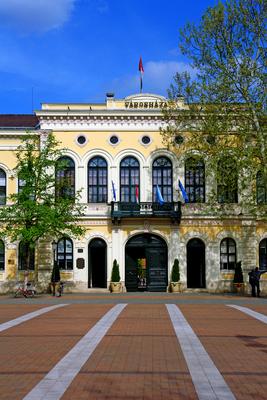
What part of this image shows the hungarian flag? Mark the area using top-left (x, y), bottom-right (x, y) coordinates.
top-left (111, 180), bottom-right (117, 201)
top-left (156, 185), bottom-right (164, 206)
top-left (135, 185), bottom-right (139, 203)
top-left (178, 180), bottom-right (189, 203)
top-left (138, 57), bottom-right (144, 92)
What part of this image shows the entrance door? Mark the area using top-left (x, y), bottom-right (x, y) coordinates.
top-left (125, 248), bottom-right (143, 292)
top-left (88, 239), bottom-right (107, 288)
top-left (146, 247), bottom-right (167, 291)
top-left (187, 238), bottom-right (206, 288)
top-left (125, 234), bottom-right (168, 292)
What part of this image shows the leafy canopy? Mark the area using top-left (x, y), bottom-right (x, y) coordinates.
top-left (0, 133), bottom-right (85, 256)
top-left (161, 0), bottom-right (267, 208)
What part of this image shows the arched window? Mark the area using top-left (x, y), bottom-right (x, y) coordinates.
top-left (18, 242), bottom-right (35, 270)
top-left (217, 158), bottom-right (238, 203)
top-left (220, 238), bottom-right (236, 270)
top-left (185, 157), bottom-right (205, 203)
top-left (0, 169), bottom-right (6, 205)
top-left (259, 239), bottom-right (267, 270)
top-left (120, 156), bottom-right (140, 203)
top-left (57, 237), bottom-right (73, 270)
top-left (256, 171), bottom-right (267, 204)
top-left (56, 156), bottom-right (75, 200)
top-left (152, 157), bottom-right (172, 202)
top-left (0, 240), bottom-right (4, 270)
top-left (88, 156), bottom-right (108, 203)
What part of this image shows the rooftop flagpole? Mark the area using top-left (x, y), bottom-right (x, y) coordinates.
top-left (138, 57), bottom-right (144, 93)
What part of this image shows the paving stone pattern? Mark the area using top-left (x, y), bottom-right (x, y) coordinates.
top-left (0, 294), bottom-right (266, 400)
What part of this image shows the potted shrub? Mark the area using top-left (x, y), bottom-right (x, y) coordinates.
top-left (110, 259), bottom-right (122, 293)
top-left (170, 259), bottom-right (181, 293)
top-left (233, 261), bottom-right (244, 294)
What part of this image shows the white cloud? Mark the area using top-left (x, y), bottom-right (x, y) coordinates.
top-left (0, 0), bottom-right (75, 34)
top-left (145, 61), bottom-right (194, 87)
top-left (110, 60), bottom-right (195, 97)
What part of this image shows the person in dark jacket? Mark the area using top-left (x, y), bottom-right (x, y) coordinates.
top-left (51, 262), bottom-right (61, 296)
top-left (248, 267), bottom-right (266, 297)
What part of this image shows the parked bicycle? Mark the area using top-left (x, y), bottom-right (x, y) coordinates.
top-left (14, 282), bottom-right (36, 298)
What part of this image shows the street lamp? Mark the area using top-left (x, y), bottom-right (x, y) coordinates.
top-left (51, 240), bottom-right (57, 296)
top-left (52, 240), bottom-right (57, 263)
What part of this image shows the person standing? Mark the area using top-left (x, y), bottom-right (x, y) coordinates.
top-left (51, 262), bottom-right (61, 296)
top-left (254, 267), bottom-right (267, 297)
top-left (249, 267), bottom-right (266, 297)
top-left (248, 268), bottom-right (256, 297)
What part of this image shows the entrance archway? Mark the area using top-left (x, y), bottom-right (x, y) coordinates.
top-left (88, 238), bottom-right (107, 288)
top-left (187, 238), bottom-right (206, 288)
top-left (125, 233), bottom-right (168, 292)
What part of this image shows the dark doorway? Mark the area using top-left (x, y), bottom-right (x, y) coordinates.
top-left (88, 238), bottom-right (107, 288)
top-left (187, 238), bottom-right (206, 288)
top-left (125, 234), bottom-right (168, 292)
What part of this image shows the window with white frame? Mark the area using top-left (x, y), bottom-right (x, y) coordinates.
top-left (220, 238), bottom-right (236, 270)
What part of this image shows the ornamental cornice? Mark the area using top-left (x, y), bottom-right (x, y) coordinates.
top-left (38, 115), bottom-right (166, 131)
top-left (0, 131), bottom-right (39, 137)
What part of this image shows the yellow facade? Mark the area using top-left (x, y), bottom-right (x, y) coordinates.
top-left (0, 93), bottom-right (266, 294)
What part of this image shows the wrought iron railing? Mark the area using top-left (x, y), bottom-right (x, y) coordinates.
top-left (111, 201), bottom-right (181, 224)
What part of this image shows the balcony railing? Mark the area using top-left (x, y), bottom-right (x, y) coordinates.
top-left (111, 201), bottom-right (181, 224)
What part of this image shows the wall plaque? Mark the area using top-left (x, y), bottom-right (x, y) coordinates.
top-left (76, 258), bottom-right (85, 269)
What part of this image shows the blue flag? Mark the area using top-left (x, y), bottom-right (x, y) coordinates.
top-left (112, 180), bottom-right (117, 201)
top-left (178, 180), bottom-right (189, 203)
top-left (156, 185), bottom-right (164, 205)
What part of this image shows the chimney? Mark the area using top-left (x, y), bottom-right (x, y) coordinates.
top-left (106, 92), bottom-right (115, 109)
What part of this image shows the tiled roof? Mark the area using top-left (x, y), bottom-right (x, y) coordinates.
top-left (0, 114), bottom-right (39, 128)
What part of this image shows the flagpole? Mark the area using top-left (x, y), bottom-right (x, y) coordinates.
top-left (138, 57), bottom-right (144, 94)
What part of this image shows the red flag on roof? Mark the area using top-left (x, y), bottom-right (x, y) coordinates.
top-left (138, 57), bottom-right (144, 92)
top-left (139, 57), bottom-right (144, 73)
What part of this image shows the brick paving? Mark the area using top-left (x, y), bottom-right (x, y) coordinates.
top-left (179, 304), bottom-right (267, 400)
top-left (0, 305), bottom-right (47, 324)
top-left (0, 304), bottom-right (112, 400)
top-left (247, 305), bottom-right (267, 316)
top-left (0, 294), bottom-right (266, 399)
top-left (62, 304), bottom-right (197, 400)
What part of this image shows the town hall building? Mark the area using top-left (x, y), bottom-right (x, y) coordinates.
top-left (0, 93), bottom-right (266, 294)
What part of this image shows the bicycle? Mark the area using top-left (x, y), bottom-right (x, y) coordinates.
top-left (14, 282), bottom-right (36, 298)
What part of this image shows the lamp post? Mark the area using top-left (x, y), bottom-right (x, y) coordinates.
top-left (52, 240), bottom-right (57, 264)
top-left (51, 240), bottom-right (57, 296)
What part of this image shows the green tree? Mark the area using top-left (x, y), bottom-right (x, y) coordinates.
top-left (111, 259), bottom-right (121, 282)
top-left (161, 0), bottom-right (267, 209)
top-left (171, 259), bottom-right (180, 282)
top-left (0, 133), bottom-right (85, 270)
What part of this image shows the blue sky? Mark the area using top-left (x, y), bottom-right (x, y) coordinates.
top-left (0, 0), bottom-right (220, 114)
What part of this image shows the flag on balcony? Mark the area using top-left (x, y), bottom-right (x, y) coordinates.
top-left (138, 57), bottom-right (144, 93)
top-left (112, 180), bottom-right (117, 201)
top-left (178, 179), bottom-right (189, 203)
top-left (135, 185), bottom-right (139, 203)
top-left (156, 185), bottom-right (164, 205)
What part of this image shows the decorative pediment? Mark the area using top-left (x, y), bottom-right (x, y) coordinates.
top-left (125, 93), bottom-right (167, 102)
top-left (124, 93), bottom-right (168, 109)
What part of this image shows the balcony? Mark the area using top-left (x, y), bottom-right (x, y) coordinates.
top-left (111, 201), bottom-right (181, 224)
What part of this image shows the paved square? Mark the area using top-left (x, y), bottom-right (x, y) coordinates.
top-left (0, 293), bottom-right (266, 400)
